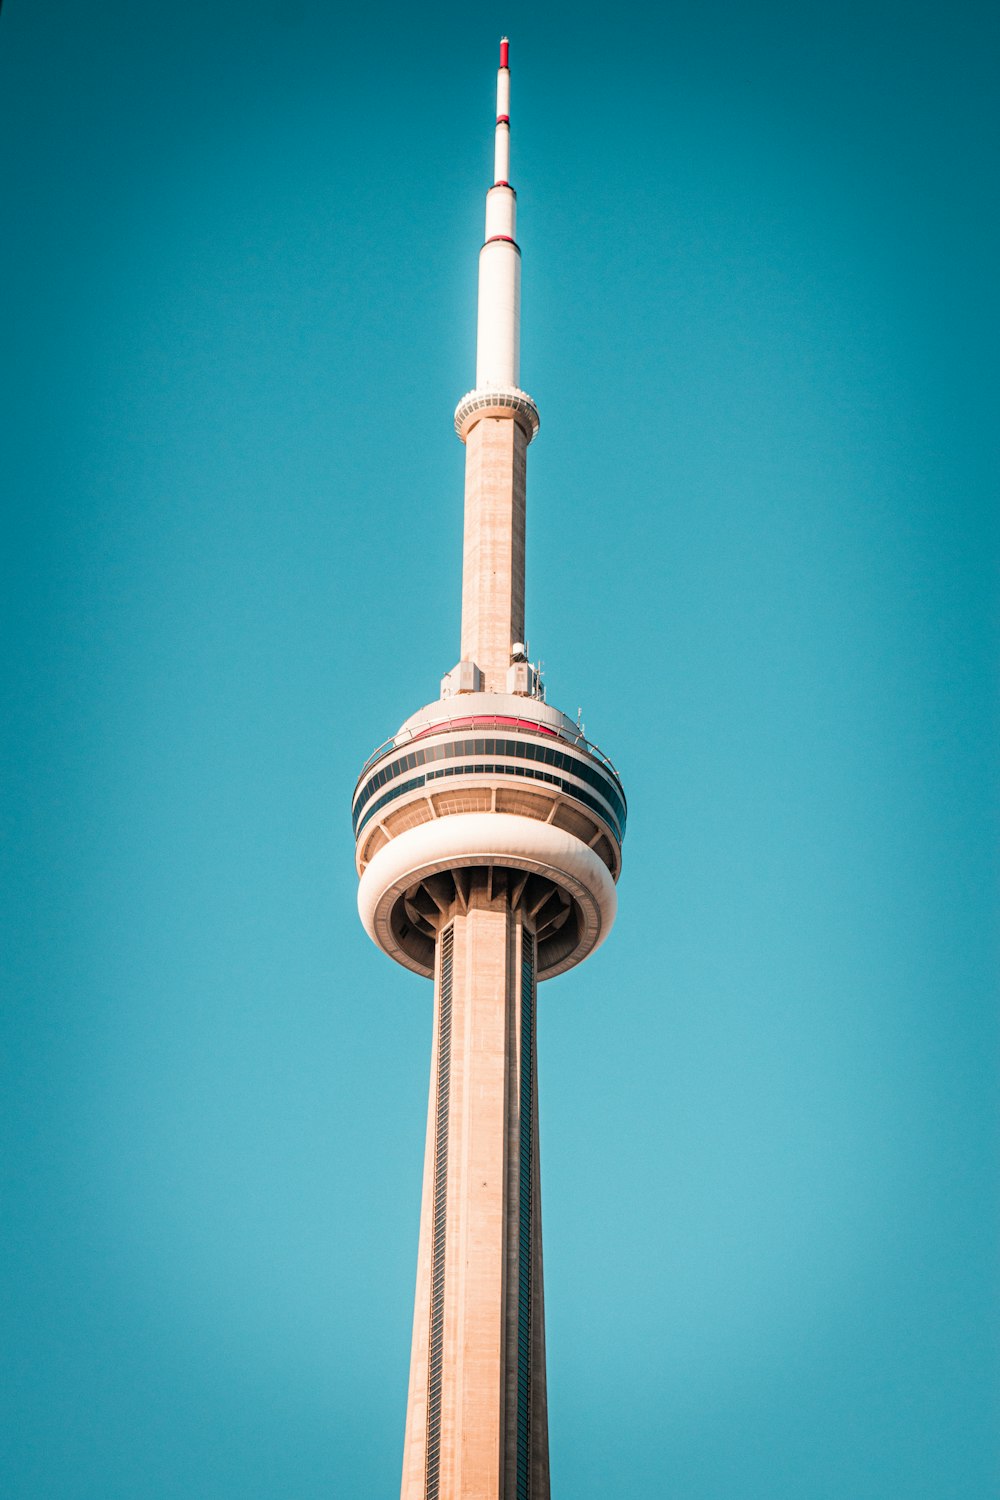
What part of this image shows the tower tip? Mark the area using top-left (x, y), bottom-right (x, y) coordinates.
top-left (500, 37), bottom-right (509, 69)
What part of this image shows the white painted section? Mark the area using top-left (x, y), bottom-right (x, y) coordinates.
top-left (473, 59), bottom-right (519, 389)
top-left (484, 184), bottom-right (515, 240)
top-left (476, 240), bottom-right (520, 388)
top-left (496, 68), bottom-right (510, 119)
top-left (493, 123), bottom-right (510, 185)
top-left (357, 812), bottom-right (618, 976)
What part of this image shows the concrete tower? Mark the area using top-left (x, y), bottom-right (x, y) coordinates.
top-left (353, 40), bottom-right (626, 1500)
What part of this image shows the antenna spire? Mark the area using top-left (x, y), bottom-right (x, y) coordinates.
top-left (495, 38), bottom-right (510, 185)
top-left (474, 37), bottom-right (518, 389)
top-left (451, 39), bottom-right (539, 693)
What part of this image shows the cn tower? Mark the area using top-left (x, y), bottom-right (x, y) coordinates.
top-left (352, 40), bottom-right (626, 1499)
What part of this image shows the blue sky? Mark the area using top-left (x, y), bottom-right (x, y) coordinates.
top-left (2, 2), bottom-right (997, 1496)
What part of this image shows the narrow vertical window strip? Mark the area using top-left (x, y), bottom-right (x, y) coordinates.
top-left (516, 930), bottom-right (535, 1500)
top-left (425, 926), bottom-right (453, 1500)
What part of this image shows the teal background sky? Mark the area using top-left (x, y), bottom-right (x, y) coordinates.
top-left (2, 2), bottom-right (997, 1496)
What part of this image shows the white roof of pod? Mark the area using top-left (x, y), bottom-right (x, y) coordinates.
top-left (395, 693), bottom-right (579, 743)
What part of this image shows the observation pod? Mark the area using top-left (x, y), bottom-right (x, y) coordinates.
top-left (353, 693), bottom-right (625, 981)
top-left (352, 39), bottom-right (625, 1500)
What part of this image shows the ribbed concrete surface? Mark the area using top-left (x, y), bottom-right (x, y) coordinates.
top-left (400, 877), bottom-right (549, 1499)
top-left (460, 415), bottom-right (527, 693)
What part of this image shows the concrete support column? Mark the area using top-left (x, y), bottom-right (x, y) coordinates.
top-left (460, 417), bottom-right (528, 693)
top-left (399, 874), bottom-right (548, 1499)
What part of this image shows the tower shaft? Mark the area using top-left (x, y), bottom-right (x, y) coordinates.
top-left (460, 417), bottom-right (528, 692)
top-left (400, 875), bottom-right (549, 1500)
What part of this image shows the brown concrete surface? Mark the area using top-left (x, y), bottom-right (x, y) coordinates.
top-left (460, 416), bottom-right (528, 693)
top-left (400, 874), bottom-right (549, 1499)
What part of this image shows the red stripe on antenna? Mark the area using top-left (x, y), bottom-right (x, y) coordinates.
top-left (499, 38), bottom-right (509, 69)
